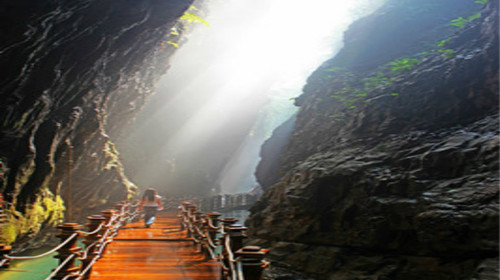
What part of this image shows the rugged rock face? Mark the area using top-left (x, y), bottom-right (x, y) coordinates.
top-left (249, 0), bottom-right (498, 279)
top-left (0, 0), bottom-right (193, 246)
top-left (255, 115), bottom-right (296, 190)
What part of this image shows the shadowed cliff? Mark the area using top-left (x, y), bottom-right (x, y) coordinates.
top-left (0, 0), bottom-right (193, 248)
top-left (249, 0), bottom-right (498, 279)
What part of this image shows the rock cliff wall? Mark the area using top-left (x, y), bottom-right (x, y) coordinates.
top-left (0, 0), bottom-right (193, 246)
top-left (249, 0), bottom-right (498, 279)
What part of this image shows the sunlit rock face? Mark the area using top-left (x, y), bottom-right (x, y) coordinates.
top-left (0, 0), bottom-right (192, 245)
top-left (249, 0), bottom-right (498, 279)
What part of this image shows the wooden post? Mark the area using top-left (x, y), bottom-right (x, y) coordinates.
top-left (235, 246), bottom-right (269, 280)
top-left (198, 213), bottom-right (211, 258)
top-left (218, 221), bottom-right (244, 280)
top-left (194, 209), bottom-right (203, 222)
top-left (203, 212), bottom-right (221, 261)
top-left (99, 210), bottom-right (117, 255)
top-left (52, 223), bottom-right (82, 280)
top-left (206, 212), bottom-right (221, 244)
top-left (226, 224), bottom-right (247, 252)
top-left (0, 244), bottom-right (11, 268)
top-left (219, 217), bottom-right (238, 250)
top-left (100, 210), bottom-right (117, 226)
top-left (194, 209), bottom-right (205, 242)
top-left (185, 204), bottom-right (196, 238)
top-left (79, 215), bottom-right (105, 279)
top-left (179, 202), bottom-right (191, 231)
top-left (193, 210), bottom-right (204, 246)
top-left (186, 204), bottom-right (196, 217)
top-left (83, 215), bottom-right (105, 248)
top-left (113, 203), bottom-right (126, 225)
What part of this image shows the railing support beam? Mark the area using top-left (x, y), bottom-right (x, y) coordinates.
top-left (52, 223), bottom-right (82, 280)
top-left (178, 201), bottom-right (271, 280)
top-left (79, 215), bottom-right (105, 279)
top-left (206, 212), bottom-right (221, 244)
top-left (227, 224), bottom-right (247, 252)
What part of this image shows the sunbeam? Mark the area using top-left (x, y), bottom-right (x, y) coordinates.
top-left (123, 0), bottom-right (385, 195)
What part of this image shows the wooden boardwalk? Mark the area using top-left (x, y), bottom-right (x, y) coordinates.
top-left (89, 211), bottom-right (220, 280)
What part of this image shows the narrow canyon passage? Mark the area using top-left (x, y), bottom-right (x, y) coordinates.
top-left (0, 0), bottom-right (497, 279)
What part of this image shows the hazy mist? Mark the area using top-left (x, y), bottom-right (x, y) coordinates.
top-left (121, 0), bottom-right (385, 196)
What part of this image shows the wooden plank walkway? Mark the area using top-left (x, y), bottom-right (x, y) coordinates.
top-left (89, 211), bottom-right (220, 279)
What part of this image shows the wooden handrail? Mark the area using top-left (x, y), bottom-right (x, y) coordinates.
top-left (1, 199), bottom-right (269, 280)
top-left (0, 200), bottom-right (140, 280)
top-left (178, 201), bottom-right (269, 280)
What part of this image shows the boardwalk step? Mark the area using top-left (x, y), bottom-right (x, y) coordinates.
top-left (89, 211), bottom-right (220, 280)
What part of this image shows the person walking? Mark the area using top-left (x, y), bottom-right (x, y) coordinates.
top-left (139, 188), bottom-right (163, 228)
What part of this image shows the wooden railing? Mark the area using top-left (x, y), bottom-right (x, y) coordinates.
top-left (0, 199), bottom-right (270, 280)
top-left (0, 201), bottom-right (140, 280)
top-left (199, 192), bottom-right (261, 212)
top-left (178, 201), bottom-right (269, 280)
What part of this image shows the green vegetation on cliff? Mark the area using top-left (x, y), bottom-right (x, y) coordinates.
top-left (1, 188), bottom-right (65, 245)
top-left (103, 140), bottom-right (138, 200)
top-left (325, 56), bottom-right (420, 109)
top-left (167, 5), bottom-right (209, 48)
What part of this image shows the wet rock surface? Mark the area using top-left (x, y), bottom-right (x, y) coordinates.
top-left (0, 0), bottom-right (193, 246)
top-left (255, 116), bottom-right (297, 190)
top-left (250, 0), bottom-right (499, 279)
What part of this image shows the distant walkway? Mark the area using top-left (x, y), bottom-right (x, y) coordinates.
top-left (89, 211), bottom-right (220, 280)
